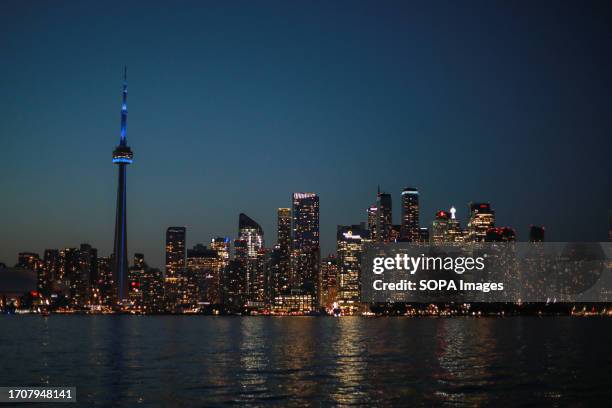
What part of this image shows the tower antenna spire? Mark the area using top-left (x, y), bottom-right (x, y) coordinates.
top-left (120, 66), bottom-right (128, 146)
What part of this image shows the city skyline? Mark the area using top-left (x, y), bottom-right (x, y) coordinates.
top-left (2, 1), bottom-right (612, 268)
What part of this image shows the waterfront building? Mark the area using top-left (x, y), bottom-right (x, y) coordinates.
top-left (337, 224), bottom-right (370, 315)
top-left (400, 187), bottom-right (419, 241)
top-left (467, 202), bottom-right (495, 242)
top-left (319, 254), bottom-right (338, 309)
top-left (291, 192), bottom-right (320, 307)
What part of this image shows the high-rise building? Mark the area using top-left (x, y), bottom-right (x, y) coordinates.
top-left (431, 210), bottom-right (451, 244)
top-left (336, 224), bottom-right (370, 315)
top-left (467, 202), bottom-right (495, 242)
top-left (41, 249), bottom-right (60, 296)
top-left (446, 206), bottom-right (465, 242)
top-left (112, 67), bottom-right (134, 303)
top-left (529, 225), bottom-right (545, 242)
top-left (276, 208), bottom-right (292, 296)
top-left (239, 213), bottom-right (264, 257)
top-left (187, 244), bottom-right (223, 305)
top-left (165, 227), bottom-right (186, 277)
top-left (376, 189), bottom-right (393, 243)
top-left (400, 187), bottom-right (419, 241)
top-left (60, 248), bottom-right (80, 304)
top-left (210, 237), bottom-right (230, 266)
top-left (97, 256), bottom-right (114, 306)
top-left (292, 192), bottom-right (320, 306)
top-left (140, 267), bottom-right (165, 313)
top-left (238, 213), bottom-right (265, 306)
top-left (76, 243), bottom-right (97, 306)
top-left (319, 254), bottom-right (338, 310)
top-left (367, 204), bottom-right (378, 241)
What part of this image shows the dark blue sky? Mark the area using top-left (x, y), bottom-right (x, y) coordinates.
top-left (1, 1), bottom-right (611, 268)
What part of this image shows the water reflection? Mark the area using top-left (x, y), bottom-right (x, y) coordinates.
top-left (0, 316), bottom-right (611, 407)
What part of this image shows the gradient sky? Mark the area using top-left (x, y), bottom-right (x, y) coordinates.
top-left (1, 0), bottom-right (611, 268)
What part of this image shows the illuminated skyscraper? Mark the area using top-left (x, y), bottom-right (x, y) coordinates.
top-left (400, 187), bottom-right (419, 241)
top-left (41, 249), bottom-right (60, 296)
top-left (292, 192), bottom-right (320, 305)
top-left (112, 67), bottom-right (133, 302)
top-left (239, 213), bottom-right (264, 257)
top-left (211, 237), bottom-right (230, 266)
top-left (319, 255), bottom-right (338, 309)
top-left (376, 189), bottom-right (392, 243)
top-left (165, 226), bottom-right (186, 277)
top-left (367, 204), bottom-right (378, 241)
top-left (467, 202), bottom-right (495, 242)
top-left (431, 210), bottom-right (451, 243)
top-left (276, 208), bottom-right (291, 295)
top-left (337, 224), bottom-right (370, 315)
top-left (238, 214), bottom-right (265, 304)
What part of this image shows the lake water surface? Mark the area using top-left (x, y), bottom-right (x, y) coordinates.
top-left (1, 316), bottom-right (610, 407)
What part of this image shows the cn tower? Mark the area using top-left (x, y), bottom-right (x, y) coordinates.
top-left (112, 67), bottom-right (133, 303)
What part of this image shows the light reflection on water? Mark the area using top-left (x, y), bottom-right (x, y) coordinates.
top-left (1, 316), bottom-right (610, 407)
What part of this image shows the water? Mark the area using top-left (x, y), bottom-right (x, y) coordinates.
top-left (1, 316), bottom-right (611, 407)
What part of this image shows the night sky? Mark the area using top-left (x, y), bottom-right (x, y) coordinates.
top-left (1, 1), bottom-right (611, 268)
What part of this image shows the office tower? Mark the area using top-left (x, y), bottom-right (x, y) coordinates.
top-left (608, 215), bottom-right (612, 242)
top-left (41, 249), bottom-right (60, 296)
top-left (112, 67), bottom-right (134, 303)
top-left (467, 202), bottom-right (495, 242)
top-left (239, 213), bottom-right (264, 257)
top-left (431, 210), bottom-right (451, 244)
top-left (276, 208), bottom-right (292, 295)
top-left (336, 224), bottom-right (370, 315)
top-left (210, 237), bottom-right (230, 266)
top-left (529, 225), bottom-right (546, 242)
top-left (223, 254), bottom-right (246, 309)
top-left (447, 206), bottom-right (465, 242)
top-left (140, 267), bottom-right (165, 313)
top-left (319, 254), bottom-right (338, 309)
top-left (60, 248), bottom-right (79, 303)
top-left (400, 187), bottom-right (419, 241)
top-left (97, 256), bottom-right (114, 306)
top-left (367, 204), bottom-right (378, 241)
top-left (292, 192), bottom-right (320, 307)
top-left (75, 243), bottom-right (97, 306)
top-left (187, 244), bottom-right (223, 305)
top-left (165, 227), bottom-right (186, 277)
top-left (238, 213), bottom-right (265, 305)
top-left (376, 189), bottom-right (393, 243)
top-left (485, 227), bottom-right (516, 242)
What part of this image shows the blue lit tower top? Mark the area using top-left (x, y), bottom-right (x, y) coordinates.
top-left (113, 66), bottom-right (133, 164)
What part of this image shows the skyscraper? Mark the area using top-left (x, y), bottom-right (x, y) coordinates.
top-left (292, 192), bottom-right (320, 306)
top-left (366, 204), bottom-right (378, 241)
top-left (165, 227), bottom-right (187, 277)
top-left (112, 67), bottom-right (133, 303)
top-left (431, 210), bottom-right (451, 244)
top-left (376, 189), bottom-right (392, 243)
top-left (238, 213), bottom-right (265, 304)
top-left (276, 208), bottom-right (292, 295)
top-left (400, 187), bottom-right (419, 241)
top-left (467, 202), bottom-right (495, 242)
top-left (336, 224), bottom-right (370, 315)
